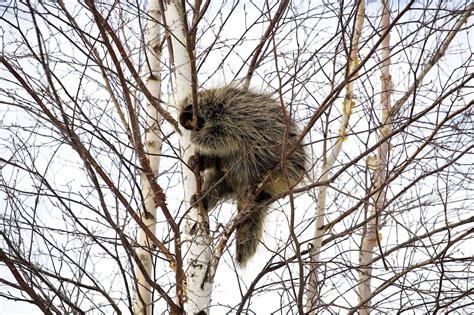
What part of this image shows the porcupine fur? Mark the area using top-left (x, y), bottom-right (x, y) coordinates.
top-left (179, 86), bottom-right (306, 266)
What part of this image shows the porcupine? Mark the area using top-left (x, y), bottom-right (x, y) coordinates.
top-left (179, 86), bottom-right (306, 266)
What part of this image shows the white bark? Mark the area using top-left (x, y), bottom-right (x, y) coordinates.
top-left (163, 1), bottom-right (213, 313)
top-left (305, 2), bottom-right (365, 313)
top-left (358, 1), bottom-right (391, 313)
top-left (134, 1), bottom-right (162, 314)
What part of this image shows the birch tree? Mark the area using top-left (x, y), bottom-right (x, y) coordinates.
top-left (0, 1), bottom-right (473, 314)
top-left (134, 0), bottom-right (163, 313)
top-left (358, 1), bottom-right (392, 312)
top-left (160, 0), bottom-right (213, 313)
top-left (305, 1), bottom-right (366, 312)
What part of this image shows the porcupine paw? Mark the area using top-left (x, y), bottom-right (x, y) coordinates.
top-left (187, 155), bottom-right (197, 170)
top-left (190, 193), bottom-right (208, 210)
top-left (190, 193), bottom-right (198, 205)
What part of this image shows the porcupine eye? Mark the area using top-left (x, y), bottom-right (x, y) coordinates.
top-left (203, 102), bottom-right (224, 119)
top-left (216, 102), bottom-right (224, 111)
top-left (212, 103), bottom-right (224, 117)
top-left (196, 116), bottom-right (205, 130)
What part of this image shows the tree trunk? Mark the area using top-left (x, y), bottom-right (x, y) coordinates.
top-left (134, 0), bottom-right (163, 313)
top-left (162, 1), bottom-right (213, 313)
top-left (305, 2), bottom-right (365, 313)
top-left (358, 1), bottom-right (391, 313)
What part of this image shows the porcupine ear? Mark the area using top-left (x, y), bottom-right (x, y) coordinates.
top-left (179, 104), bottom-right (204, 131)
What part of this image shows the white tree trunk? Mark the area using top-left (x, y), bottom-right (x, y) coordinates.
top-left (358, 1), bottom-right (391, 313)
top-left (163, 1), bottom-right (213, 313)
top-left (305, 2), bottom-right (365, 313)
top-left (134, 1), bottom-right (162, 313)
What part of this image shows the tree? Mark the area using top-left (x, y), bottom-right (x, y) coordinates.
top-left (0, 0), bottom-right (473, 313)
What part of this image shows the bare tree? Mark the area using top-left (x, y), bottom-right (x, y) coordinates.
top-left (0, 1), bottom-right (472, 314)
top-left (134, 0), bottom-right (163, 313)
top-left (305, 1), bottom-right (366, 312)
